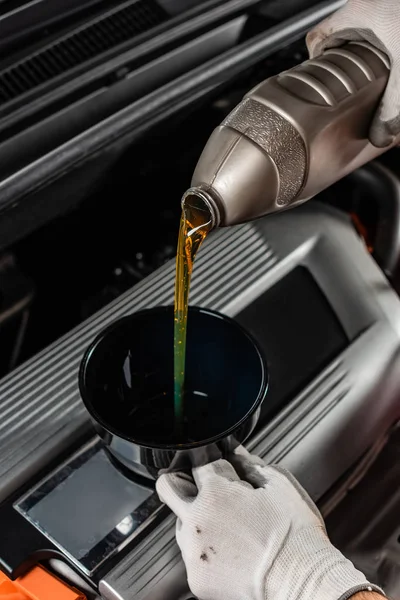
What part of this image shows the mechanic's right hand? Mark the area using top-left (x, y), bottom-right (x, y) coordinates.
top-left (156, 447), bottom-right (383, 600)
top-left (306, 0), bottom-right (400, 148)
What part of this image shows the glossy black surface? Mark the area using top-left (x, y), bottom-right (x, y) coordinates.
top-left (79, 306), bottom-right (267, 475)
top-left (15, 438), bottom-right (163, 577)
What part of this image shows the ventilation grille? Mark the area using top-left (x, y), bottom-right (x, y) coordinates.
top-left (0, 0), bottom-right (167, 105)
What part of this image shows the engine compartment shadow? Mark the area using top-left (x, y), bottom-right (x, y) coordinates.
top-left (325, 422), bottom-right (400, 599)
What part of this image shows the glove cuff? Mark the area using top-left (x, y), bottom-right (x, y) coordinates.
top-left (316, 549), bottom-right (385, 600)
top-left (266, 527), bottom-right (385, 600)
top-left (338, 583), bottom-right (386, 600)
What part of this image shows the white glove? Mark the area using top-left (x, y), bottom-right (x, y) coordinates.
top-left (156, 448), bottom-right (385, 600)
top-left (306, 0), bottom-right (400, 148)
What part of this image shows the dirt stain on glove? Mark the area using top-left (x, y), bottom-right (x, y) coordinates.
top-left (200, 552), bottom-right (208, 561)
top-left (196, 526), bottom-right (201, 534)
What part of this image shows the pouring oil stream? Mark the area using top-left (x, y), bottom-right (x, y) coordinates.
top-left (173, 193), bottom-right (214, 427)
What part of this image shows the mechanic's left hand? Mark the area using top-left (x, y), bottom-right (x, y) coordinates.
top-left (156, 447), bottom-right (383, 600)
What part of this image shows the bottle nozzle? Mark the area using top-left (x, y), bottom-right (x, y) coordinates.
top-left (181, 187), bottom-right (221, 229)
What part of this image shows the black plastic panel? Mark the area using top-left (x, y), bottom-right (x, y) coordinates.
top-left (236, 266), bottom-right (349, 430)
top-left (0, 0), bottom-right (167, 106)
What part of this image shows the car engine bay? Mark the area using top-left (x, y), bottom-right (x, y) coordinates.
top-left (1, 0), bottom-right (400, 598)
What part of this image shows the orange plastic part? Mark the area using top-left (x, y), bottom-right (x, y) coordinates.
top-left (0, 565), bottom-right (86, 600)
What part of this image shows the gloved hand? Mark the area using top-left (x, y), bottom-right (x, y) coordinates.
top-left (156, 448), bottom-right (384, 600)
top-left (306, 0), bottom-right (400, 148)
